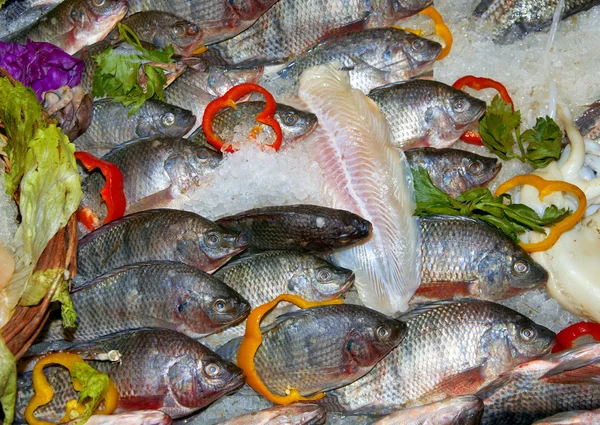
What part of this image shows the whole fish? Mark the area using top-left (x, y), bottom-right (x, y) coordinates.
top-left (576, 100), bottom-right (600, 142)
top-left (239, 304), bottom-right (407, 397)
top-left (416, 215), bottom-right (548, 301)
top-left (216, 205), bottom-right (372, 253)
top-left (16, 329), bottom-right (245, 421)
top-left (323, 299), bottom-right (555, 415)
top-left (373, 396), bottom-right (484, 425)
top-left (66, 410), bottom-right (173, 425)
top-left (7, 0), bottom-right (128, 54)
top-left (0, 0), bottom-right (63, 39)
top-left (42, 262), bottom-right (250, 342)
top-left (74, 209), bottom-right (247, 286)
top-left (107, 12), bottom-right (204, 56)
top-left (277, 28), bottom-right (442, 94)
top-left (534, 408), bottom-right (600, 424)
top-left (368, 80), bottom-right (487, 150)
top-left (299, 65), bottom-right (420, 315)
top-left (80, 137), bottom-right (222, 219)
top-left (206, 0), bottom-right (433, 66)
top-left (472, 0), bottom-right (600, 44)
top-left (216, 404), bottom-right (326, 425)
top-left (405, 148), bottom-right (501, 197)
top-left (477, 343), bottom-right (600, 425)
top-left (74, 99), bottom-right (196, 158)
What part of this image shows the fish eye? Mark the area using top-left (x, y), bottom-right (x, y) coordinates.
top-left (173, 24), bottom-right (186, 38)
top-left (178, 300), bottom-right (188, 314)
top-left (70, 7), bottom-right (84, 21)
top-left (317, 269), bottom-right (332, 282)
top-left (91, 0), bottom-right (105, 6)
top-left (468, 160), bottom-right (484, 175)
top-left (513, 259), bottom-right (530, 274)
top-left (282, 113), bottom-right (299, 126)
top-left (213, 299), bottom-right (227, 313)
top-left (520, 327), bottom-right (536, 341)
top-left (412, 39), bottom-right (425, 50)
top-left (161, 112), bottom-right (175, 127)
top-left (204, 362), bottom-right (221, 377)
top-left (205, 233), bottom-right (221, 247)
top-left (452, 97), bottom-right (469, 112)
top-left (197, 149), bottom-right (209, 161)
top-left (376, 325), bottom-right (391, 340)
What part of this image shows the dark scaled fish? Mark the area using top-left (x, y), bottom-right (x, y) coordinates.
top-left (206, 0), bottom-right (434, 66)
top-left (216, 404), bottom-right (327, 425)
top-left (277, 28), bottom-right (442, 94)
top-left (0, 0), bottom-right (63, 39)
top-left (368, 80), bottom-right (487, 149)
top-left (74, 209), bottom-right (247, 286)
top-left (373, 396), bottom-right (484, 425)
top-left (6, 0), bottom-right (129, 54)
top-left (80, 137), bottom-right (222, 220)
top-left (323, 299), bottom-right (555, 415)
top-left (16, 329), bottom-right (245, 421)
top-left (65, 410), bottom-right (173, 425)
top-left (478, 343), bottom-right (600, 425)
top-left (416, 215), bottom-right (548, 301)
top-left (405, 147), bottom-right (501, 197)
top-left (473, 0), bottom-right (600, 44)
top-left (41, 262), bottom-right (250, 342)
top-left (216, 205), bottom-right (372, 252)
top-left (74, 99), bottom-right (196, 158)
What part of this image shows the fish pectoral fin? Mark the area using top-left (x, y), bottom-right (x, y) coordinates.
top-left (424, 363), bottom-right (488, 401)
top-left (127, 187), bottom-right (178, 214)
top-left (413, 280), bottom-right (475, 299)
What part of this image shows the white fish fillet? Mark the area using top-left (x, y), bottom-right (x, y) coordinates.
top-left (298, 65), bottom-right (421, 315)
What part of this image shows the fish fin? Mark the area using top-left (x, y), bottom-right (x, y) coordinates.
top-left (312, 14), bottom-right (371, 48)
top-left (474, 373), bottom-right (513, 399)
top-left (541, 364), bottom-right (600, 385)
top-left (424, 362), bottom-right (488, 400)
top-left (472, 0), bottom-right (500, 18)
top-left (71, 262), bottom-right (175, 292)
top-left (258, 307), bottom-right (317, 333)
top-left (118, 395), bottom-right (167, 411)
top-left (402, 299), bottom-right (479, 320)
top-left (216, 337), bottom-right (242, 362)
top-left (368, 81), bottom-right (407, 96)
top-left (540, 343), bottom-right (600, 384)
top-left (126, 187), bottom-right (178, 214)
top-left (414, 281), bottom-right (475, 299)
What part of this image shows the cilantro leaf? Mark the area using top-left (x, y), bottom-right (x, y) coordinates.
top-left (479, 95), bottom-right (521, 161)
top-left (522, 116), bottom-right (562, 168)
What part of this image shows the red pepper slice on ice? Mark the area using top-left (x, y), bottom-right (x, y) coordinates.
top-left (552, 322), bottom-right (600, 353)
top-left (202, 83), bottom-right (283, 153)
top-left (452, 76), bottom-right (515, 146)
top-left (75, 151), bottom-right (126, 231)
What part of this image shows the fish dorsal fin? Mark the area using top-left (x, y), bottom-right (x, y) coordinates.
top-left (401, 299), bottom-right (479, 321)
top-left (368, 81), bottom-right (409, 96)
top-left (309, 14), bottom-right (371, 50)
top-left (259, 307), bottom-right (317, 333)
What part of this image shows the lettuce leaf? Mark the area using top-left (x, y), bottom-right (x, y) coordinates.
top-left (71, 363), bottom-right (111, 425)
top-left (0, 337), bottom-right (16, 425)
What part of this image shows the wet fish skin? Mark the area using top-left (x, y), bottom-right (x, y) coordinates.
top-left (16, 329), bottom-right (245, 421)
top-left (216, 403), bottom-right (326, 425)
top-left (368, 80), bottom-right (487, 149)
top-left (74, 99), bottom-right (196, 158)
top-left (216, 205), bottom-right (372, 253)
top-left (533, 408), bottom-right (600, 424)
top-left (478, 343), bottom-right (600, 425)
top-left (42, 262), bottom-right (250, 342)
top-left (74, 209), bottom-right (247, 286)
top-left (0, 0), bottom-right (63, 39)
top-left (373, 396), bottom-right (484, 425)
top-left (248, 304), bottom-right (407, 396)
top-left (405, 147), bottom-right (501, 197)
top-left (323, 299), bottom-right (555, 415)
top-left (416, 215), bottom-right (548, 301)
top-left (7, 0), bottom-right (128, 54)
top-left (80, 137), bottom-right (222, 220)
top-left (278, 28), bottom-right (442, 94)
top-left (65, 410), bottom-right (173, 425)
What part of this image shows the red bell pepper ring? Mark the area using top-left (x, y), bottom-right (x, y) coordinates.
top-left (75, 151), bottom-right (126, 231)
top-left (459, 130), bottom-right (484, 146)
top-left (552, 321), bottom-right (600, 353)
top-left (202, 83), bottom-right (283, 153)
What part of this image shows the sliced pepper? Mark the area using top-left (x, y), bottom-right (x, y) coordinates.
top-left (237, 294), bottom-right (343, 404)
top-left (494, 174), bottom-right (587, 252)
top-left (419, 7), bottom-right (453, 60)
top-left (75, 151), bottom-right (126, 231)
top-left (552, 321), bottom-right (600, 353)
top-left (202, 83), bottom-right (283, 153)
top-left (25, 352), bottom-right (119, 425)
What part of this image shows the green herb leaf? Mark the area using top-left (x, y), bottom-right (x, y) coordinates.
top-left (71, 363), bottom-right (111, 425)
top-left (522, 116), bottom-right (562, 168)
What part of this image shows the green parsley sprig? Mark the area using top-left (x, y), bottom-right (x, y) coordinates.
top-left (479, 95), bottom-right (562, 169)
top-left (411, 167), bottom-right (570, 241)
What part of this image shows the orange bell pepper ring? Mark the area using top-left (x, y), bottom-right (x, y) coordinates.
top-left (25, 352), bottom-right (119, 425)
top-left (202, 83), bottom-right (283, 153)
top-left (237, 294), bottom-right (343, 404)
top-left (495, 174), bottom-right (587, 252)
top-left (419, 7), bottom-right (453, 60)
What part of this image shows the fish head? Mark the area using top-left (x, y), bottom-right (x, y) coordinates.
top-left (275, 105), bottom-right (318, 143)
top-left (68, 0), bottom-right (128, 48)
top-left (396, 31), bottom-right (442, 75)
top-left (288, 257), bottom-right (355, 301)
top-left (506, 316), bottom-right (556, 363)
top-left (331, 214), bottom-right (373, 248)
top-left (190, 146), bottom-right (223, 171)
top-left (392, 0), bottom-right (434, 19)
top-left (459, 154), bottom-right (501, 188)
top-left (163, 18), bottom-right (204, 57)
top-left (177, 225), bottom-right (247, 271)
top-left (139, 102), bottom-right (196, 139)
top-left (199, 66), bottom-right (264, 98)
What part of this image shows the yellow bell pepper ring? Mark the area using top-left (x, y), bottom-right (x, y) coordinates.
top-left (237, 294), bottom-right (343, 405)
top-left (494, 174), bottom-right (587, 253)
top-left (25, 352), bottom-right (119, 425)
top-left (419, 7), bottom-right (453, 60)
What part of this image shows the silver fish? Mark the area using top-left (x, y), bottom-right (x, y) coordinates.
top-left (0, 0), bottom-right (63, 39)
top-left (216, 404), bottom-right (327, 425)
top-left (373, 396), bottom-right (484, 425)
top-left (65, 410), bottom-right (173, 425)
top-left (533, 408), bottom-right (600, 424)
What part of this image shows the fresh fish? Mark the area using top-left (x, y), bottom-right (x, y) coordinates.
top-left (368, 80), bottom-right (487, 150)
top-left (41, 262), bottom-right (250, 342)
top-left (323, 299), bottom-right (556, 415)
top-left (477, 343), bottom-right (600, 425)
top-left (576, 100), bottom-right (600, 142)
top-left (206, 0), bottom-right (433, 66)
top-left (74, 99), bottom-right (196, 158)
top-left (164, 65), bottom-right (263, 135)
top-left (405, 147), bottom-right (501, 197)
top-left (473, 0), bottom-right (600, 44)
top-left (277, 28), bottom-right (442, 94)
top-left (0, 0), bottom-right (63, 39)
top-left (107, 12), bottom-right (203, 56)
top-left (80, 137), bottom-right (222, 219)
top-left (416, 215), bottom-right (548, 301)
top-left (6, 0), bottom-right (128, 54)
top-left (298, 65), bottom-right (420, 315)
top-left (534, 408), bottom-right (600, 424)
top-left (16, 329), bottom-right (245, 421)
top-left (236, 304), bottom-right (407, 396)
top-left (216, 205), bottom-right (372, 253)
top-left (216, 403), bottom-right (327, 425)
top-left (66, 410), bottom-right (173, 425)
top-left (373, 396), bottom-right (484, 425)
top-left (74, 209), bottom-right (247, 286)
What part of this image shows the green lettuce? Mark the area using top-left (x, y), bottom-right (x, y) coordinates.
top-left (0, 337), bottom-right (16, 425)
top-left (71, 363), bottom-right (111, 425)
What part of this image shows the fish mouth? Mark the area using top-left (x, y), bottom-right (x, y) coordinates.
top-left (183, 114), bottom-right (197, 135)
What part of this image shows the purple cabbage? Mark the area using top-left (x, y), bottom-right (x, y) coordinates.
top-left (0, 40), bottom-right (84, 101)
